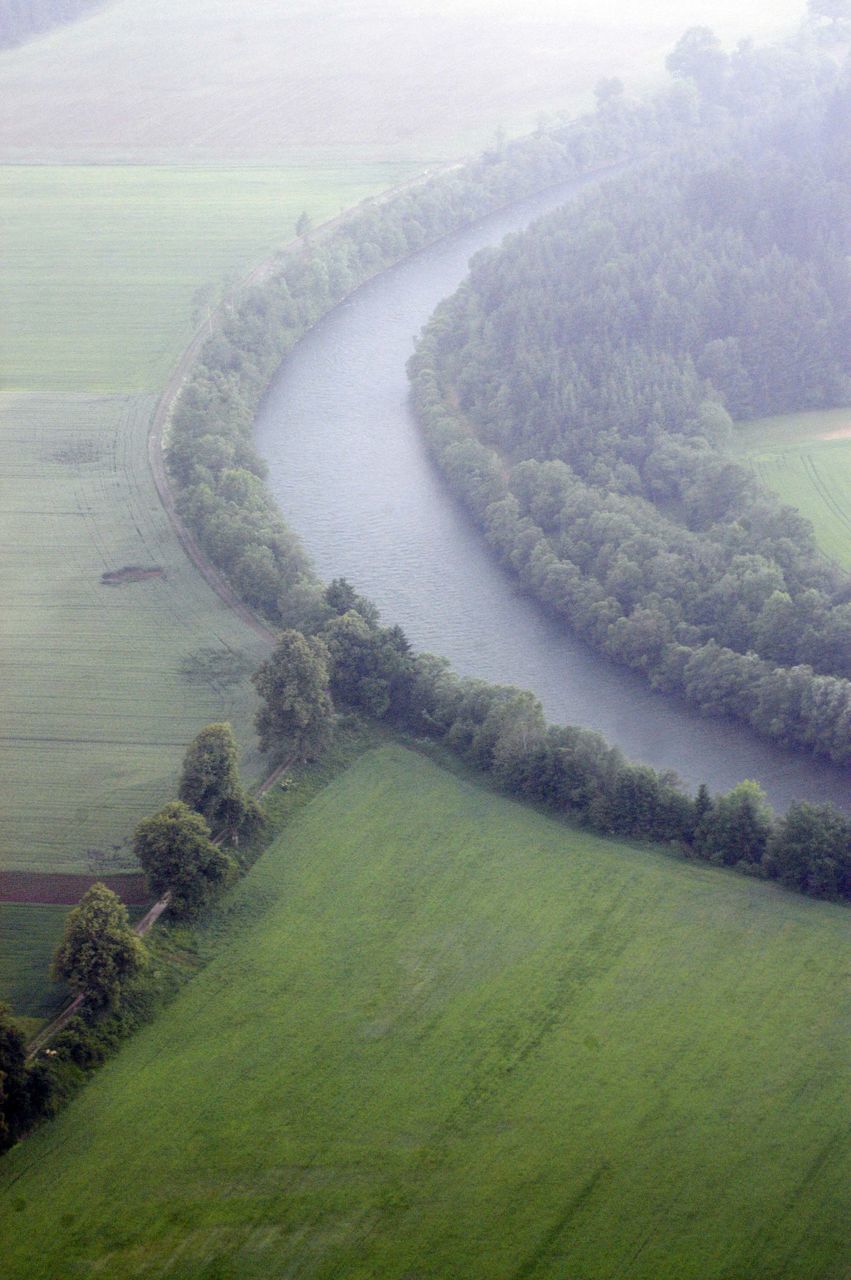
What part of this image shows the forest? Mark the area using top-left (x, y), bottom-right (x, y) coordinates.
top-left (410, 36), bottom-right (851, 766)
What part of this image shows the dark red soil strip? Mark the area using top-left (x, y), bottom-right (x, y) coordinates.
top-left (0, 872), bottom-right (149, 906)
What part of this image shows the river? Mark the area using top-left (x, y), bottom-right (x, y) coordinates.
top-left (255, 176), bottom-right (850, 812)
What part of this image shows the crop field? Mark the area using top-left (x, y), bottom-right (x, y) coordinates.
top-left (1, 747), bottom-right (847, 1279)
top-left (0, 160), bottom-right (420, 877)
top-left (0, 903), bottom-right (70, 1021)
top-left (1, 163), bottom-right (417, 393)
top-left (733, 407), bottom-right (851, 569)
top-left (0, 0), bottom-right (801, 163)
top-left (0, 390), bottom-right (272, 873)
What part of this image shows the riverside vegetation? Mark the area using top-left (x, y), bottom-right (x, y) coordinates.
top-left (410, 35), bottom-right (851, 768)
top-left (163, 33), bottom-right (850, 902)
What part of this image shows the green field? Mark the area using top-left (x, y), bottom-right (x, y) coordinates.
top-left (0, 389), bottom-right (272, 872)
top-left (0, 161), bottom-right (419, 874)
top-left (2, 747), bottom-right (847, 1279)
top-left (1, 163), bottom-right (417, 392)
top-left (733, 407), bottom-right (851, 569)
top-left (0, 903), bottom-right (70, 1021)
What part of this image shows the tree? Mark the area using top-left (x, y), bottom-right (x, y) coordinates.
top-left (133, 802), bottom-right (237, 918)
top-left (764, 802), bottom-right (851, 899)
top-left (178, 722), bottom-right (261, 844)
top-left (695, 780), bottom-right (773, 866)
top-left (252, 629), bottom-right (334, 760)
top-left (295, 211), bottom-right (312, 239)
top-left (666, 27), bottom-right (728, 99)
top-left (51, 883), bottom-right (146, 1007)
top-left (0, 1004), bottom-right (29, 1152)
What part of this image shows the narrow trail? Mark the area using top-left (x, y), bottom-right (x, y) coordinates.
top-left (25, 754), bottom-right (297, 1057)
top-left (25, 891), bottom-right (172, 1060)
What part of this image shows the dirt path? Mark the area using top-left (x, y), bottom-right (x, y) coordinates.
top-left (25, 891), bottom-right (172, 1060)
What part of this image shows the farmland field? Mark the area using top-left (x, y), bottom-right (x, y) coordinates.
top-left (0, 0), bottom-right (801, 164)
top-left (0, 903), bottom-right (70, 1021)
top-left (1, 746), bottom-right (847, 1279)
top-left (733, 407), bottom-right (851, 569)
top-left (0, 162), bottom-right (418, 875)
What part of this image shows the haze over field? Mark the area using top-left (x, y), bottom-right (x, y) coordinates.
top-left (0, 0), bottom-right (803, 160)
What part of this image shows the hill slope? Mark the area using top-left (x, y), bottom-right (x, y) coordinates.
top-left (1, 747), bottom-right (847, 1279)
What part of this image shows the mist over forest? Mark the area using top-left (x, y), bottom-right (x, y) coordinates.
top-left (0, 2), bottom-right (849, 1277)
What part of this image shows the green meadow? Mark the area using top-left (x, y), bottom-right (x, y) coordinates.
top-left (1, 747), bottom-right (847, 1279)
top-left (733, 407), bottom-right (851, 569)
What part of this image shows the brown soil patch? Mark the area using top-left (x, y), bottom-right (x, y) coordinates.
top-left (101, 564), bottom-right (165, 585)
top-left (818, 422), bottom-right (851, 441)
top-left (0, 871), bottom-right (148, 905)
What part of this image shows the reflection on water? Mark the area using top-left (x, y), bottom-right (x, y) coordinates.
top-left (255, 179), bottom-right (850, 812)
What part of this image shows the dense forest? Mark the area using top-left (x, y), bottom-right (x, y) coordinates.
top-left (410, 38), bottom-right (851, 766)
top-left (0, 0), bottom-right (104, 47)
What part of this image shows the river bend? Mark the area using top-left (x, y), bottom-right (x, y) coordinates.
top-left (255, 178), bottom-right (849, 812)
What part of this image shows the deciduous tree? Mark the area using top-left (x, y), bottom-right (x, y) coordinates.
top-left (252, 629), bottom-right (334, 760)
top-left (134, 802), bottom-right (236, 918)
top-left (178, 722), bottom-right (261, 843)
top-left (51, 883), bottom-right (146, 1007)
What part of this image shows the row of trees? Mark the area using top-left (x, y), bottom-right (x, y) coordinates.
top-left (0, 723), bottom-right (260, 1152)
top-left (251, 581), bottom-right (851, 901)
top-left (408, 44), bottom-right (851, 764)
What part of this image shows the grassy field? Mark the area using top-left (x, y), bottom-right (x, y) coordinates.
top-left (0, 161), bottom-right (419, 874)
top-left (1, 746), bottom-right (847, 1279)
top-left (733, 407), bottom-right (851, 569)
top-left (0, 0), bottom-right (801, 163)
top-left (0, 903), bottom-right (70, 1022)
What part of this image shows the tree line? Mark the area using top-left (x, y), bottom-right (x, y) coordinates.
top-left (251, 578), bottom-right (851, 907)
top-left (0, 724), bottom-right (259, 1154)
top-left (409, 40), bottom-right (851, 766)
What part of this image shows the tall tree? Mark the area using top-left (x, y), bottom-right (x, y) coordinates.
top-left (0, 1004), bottom-right (29, 1153)
top-left (133, 802), bottom-right (236, 918)
top-left (695, 780), bottom-right (773, 866)
top-left (764, 802), bottom-right (851, 898)
top-left (252, 629), bottom-right (334, 761)
top-left (178, 722), bottom-right (261, 844)
top-left (51, 883), bottom-right (146, 1008)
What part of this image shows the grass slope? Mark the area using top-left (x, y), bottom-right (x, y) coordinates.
top-left (0, 0), bottom-right (801, 163)
top-left (2, 746), bottom-right (847, 1279)
top-left (733, 407), bottom-right (851, 569)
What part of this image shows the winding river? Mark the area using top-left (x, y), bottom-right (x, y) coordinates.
top-left (255, 177), bottom-right (850, 813)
